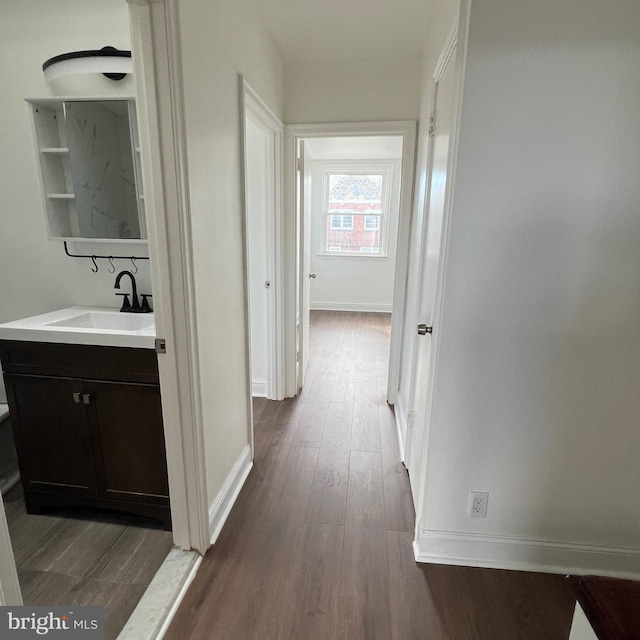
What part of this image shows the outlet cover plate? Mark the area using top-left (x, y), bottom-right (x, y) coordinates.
top-left (469, 491), bottom-right (489, 517)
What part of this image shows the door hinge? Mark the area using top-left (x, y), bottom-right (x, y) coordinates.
top-left (296, 157), bottom-right (301, 172)
top-left (296, 351), bottom-right (300, 362)
top-left (429, 115), bottom-right (435, 137)
top-left (155, 338), bottom-right (167, 354)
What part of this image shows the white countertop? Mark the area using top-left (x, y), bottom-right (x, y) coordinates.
top-left (0, 306), bottom-right (156, 349)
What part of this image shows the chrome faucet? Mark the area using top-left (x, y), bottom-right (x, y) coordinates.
top-left (114, 270), bottom-right (140, 312)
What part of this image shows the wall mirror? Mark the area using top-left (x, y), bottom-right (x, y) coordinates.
top-left (28, 97), bottom-right (146, 242)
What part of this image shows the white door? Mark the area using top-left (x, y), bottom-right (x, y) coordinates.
top-left (406, 41), bottom-right (458, 488)
top-left (297, 141), bottom-right (313, 390)
top-left (245, 113), bottom-right (274, 399)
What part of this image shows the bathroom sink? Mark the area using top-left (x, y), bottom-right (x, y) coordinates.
top-left (0, 307), bottom-right (156, 349)
top-left (47, 311), bottom-right (154, 332)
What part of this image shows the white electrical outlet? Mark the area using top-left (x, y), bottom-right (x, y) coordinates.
top-left (469, 491), bottom-right (489, 517)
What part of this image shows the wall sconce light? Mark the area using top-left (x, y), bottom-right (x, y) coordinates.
top-left (43, 46), bottom-right (132, 82)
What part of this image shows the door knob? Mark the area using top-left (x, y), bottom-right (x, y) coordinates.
top-left (417, 323), bottom-right (432, 335)
top-left (309, 273), bottom-right (317, 279)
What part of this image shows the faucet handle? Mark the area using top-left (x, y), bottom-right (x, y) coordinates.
top-left (116, 293), bottom-right (132, 312)
top-left (140, 294), bottom-right (153, 313)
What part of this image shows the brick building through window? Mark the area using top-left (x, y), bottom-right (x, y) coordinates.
top-left (325, 173), bottom-right (385, 254)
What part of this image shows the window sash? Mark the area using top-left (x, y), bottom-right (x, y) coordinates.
top-left (322, 168), bottom-right (391, 256)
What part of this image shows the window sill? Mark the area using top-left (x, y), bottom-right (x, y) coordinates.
top-left (316, 252), bottom-right (389, 260)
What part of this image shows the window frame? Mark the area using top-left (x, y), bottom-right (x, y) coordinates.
top-left (319, 164), bottom-right (393, 258)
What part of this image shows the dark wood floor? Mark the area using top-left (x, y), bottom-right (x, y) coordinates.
top-left (166, 311), bottom-right (576, 640)
top-left (3, 484), bottom-right (173, 640)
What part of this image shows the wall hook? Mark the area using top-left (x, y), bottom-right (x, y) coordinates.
top-left (108, 256), bottom-right (116, 273)
top-left (62, 242), bottom-right (149, 269)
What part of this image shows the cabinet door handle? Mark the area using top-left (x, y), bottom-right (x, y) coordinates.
top-left (72, 392), bottom-right (81, 404)
top-left (82, 393), bottom-right (91, 405)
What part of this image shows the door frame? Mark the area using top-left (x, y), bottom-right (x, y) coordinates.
top-left (284, 121), bottom-right (417, 400)
top-left (240, 77), bottom-right (285, 403)
top-left (127, 0), bottom-right (210, 553)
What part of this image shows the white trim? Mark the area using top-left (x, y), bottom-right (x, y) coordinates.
top-left (310, 302), bottom-right (392, 313)
top-left (128, 0), bottom-right (209, 553)
top-left (413, 530), bottom-right (640, 580)
top-left (284, 121), bottom-right (417, 401)
top-left (393, 395), bottom-right (408, 462)
top-left (117, 548), bottom-right (201, 640)
top-left (252, 380), bottom-right (268, 397)
top-left (208, 444), bottom-right (253, 544)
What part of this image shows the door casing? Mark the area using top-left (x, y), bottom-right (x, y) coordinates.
top-left (284, 121), bottom-right (417, 401)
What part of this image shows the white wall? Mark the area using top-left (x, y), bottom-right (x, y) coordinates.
top-left (284, 59), bottom-right (420, 124)
top-left (177, 0), bottom-right (283, 510)
top-left (309, 158), bottom-right (402, 313)
top-left (415, 0), bottom-right (640, 576)
top-left (0, 0), bottom-right (149, 403)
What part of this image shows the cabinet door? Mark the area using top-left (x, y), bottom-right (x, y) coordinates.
top-left (84, 380), bottom-right (169, 505)
top-left (4, 374), bottom-right (96, 495)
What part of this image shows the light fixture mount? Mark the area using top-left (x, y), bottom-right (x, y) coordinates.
top-left (43, 46), bottom-right (132, 82)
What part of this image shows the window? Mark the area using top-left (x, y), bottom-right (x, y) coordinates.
top-left (323, 170), bottom-right (389, 255)
top-left (330, 215), bottom-right (353, 230)
top-left (364, 215), bottom-right (379, 231)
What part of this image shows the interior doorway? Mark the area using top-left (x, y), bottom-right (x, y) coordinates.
top-left (286, 123), bottom-right (417, 403)
top-left (241, 79), bottom-right (284, 402)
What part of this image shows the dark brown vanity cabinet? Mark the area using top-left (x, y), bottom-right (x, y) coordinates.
top-left (0, 341), bottom-right (171, 529)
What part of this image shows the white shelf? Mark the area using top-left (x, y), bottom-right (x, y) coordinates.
top-left (47, 193), bottom-right (75, 200)
top-left (52, 236), bottom-right (148, 244)
top-left (40, 147), bottom-right (69, 155)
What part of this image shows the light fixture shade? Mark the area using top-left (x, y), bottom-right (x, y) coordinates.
top-left (43, 47), bottom-right (132, 82)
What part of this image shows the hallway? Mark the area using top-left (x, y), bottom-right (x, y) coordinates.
top-left (165, 311), bottom-right (574, 639)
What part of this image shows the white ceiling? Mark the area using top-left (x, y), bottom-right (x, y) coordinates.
top-left (305, 136), bottom-right (404, 160)
top-left (249, 0), bottom-right (432, 63)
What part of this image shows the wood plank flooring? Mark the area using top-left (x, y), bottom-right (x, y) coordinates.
top-left (165, 311), bottom-right (576, 640)
top-left (3, 485), bottom-right (173, 640)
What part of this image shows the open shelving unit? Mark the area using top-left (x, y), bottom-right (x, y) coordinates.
top-left (27, 97), bottom-right (147, 244)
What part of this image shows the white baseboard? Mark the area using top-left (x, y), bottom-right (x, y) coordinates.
top-left (252, 380), bottom-right (267, 397)
top-left (393, 397), bottom-right (407, 463)
top-left (413, 530), bottom-right (640, 580)
top-left (310, 301), bottom-right (392, 313)
top-left (208, 444), bottom-right (253, 544)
